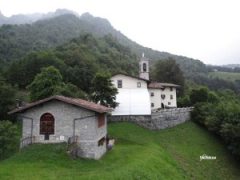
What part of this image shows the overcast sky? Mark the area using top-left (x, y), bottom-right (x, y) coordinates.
top-left (1, 0), bottom-right (240, 65)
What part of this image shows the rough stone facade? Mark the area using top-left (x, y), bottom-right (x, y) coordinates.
top-left (108, 107), bottom-right (193, 130)
top-left (19, 100), bottom-right (107, 159)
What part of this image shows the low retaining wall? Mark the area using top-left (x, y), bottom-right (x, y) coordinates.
top-left (108, 107), bottom-right (193, 130)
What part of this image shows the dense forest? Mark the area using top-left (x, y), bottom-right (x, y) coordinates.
top-left (6, 34), bottom-right (138, 91)
top-left (1, 12), bottom-right (239, 93)
top-left (0, 12), bottom-right (207, 77)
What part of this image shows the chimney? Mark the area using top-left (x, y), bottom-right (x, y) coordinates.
top-left (16, 99), bottom-right (25, 108)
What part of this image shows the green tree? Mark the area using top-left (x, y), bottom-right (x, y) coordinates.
top-left (7, 51), bottom-right (66, 88)
top-left (0, 120), bottom-right (19, 160)
top-left (191, 90), bottom-right (240, 159)
top-left (189, 87), bottom-right (219, 105)
top-left (189, 87), bottom-right (209, 105)
top-left (0, 76), bottom-right (16, 119)
top-left (177, 95), bottom-right (191, 107)
top-left (58, 83), bottom-right (87, 99)
top-left (91, 72), bottom-right (118, 108)
top-left (152, 58), bottom-right (185, 94)
top-left (28, 66), bottom-right (65, 101)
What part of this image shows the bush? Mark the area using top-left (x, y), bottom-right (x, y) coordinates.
top-left (191, 102), bottom-right (213, 125)
top-left (0, 120), bottom-right (19, 160)
top-left (177, 95), bottom-right (191, 107)
top-left (191, 94), bottom-right (240, 159)
top-left (0, 78), bottom-right (16, 119)
top-left (190, 87), bottom-right (209, 105)
top-left (58, 83), bottom-right (87, 99)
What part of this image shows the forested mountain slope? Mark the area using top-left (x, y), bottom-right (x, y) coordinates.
top-left (0, 9), bottom-right (78, 26)
top-left (7, 34), bottom-right (138, 92)
top-left (0, 12), bottom-right (207, 78)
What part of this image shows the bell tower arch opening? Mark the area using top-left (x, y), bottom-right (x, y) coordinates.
top-left (139, 53), bottom-right (149, 80)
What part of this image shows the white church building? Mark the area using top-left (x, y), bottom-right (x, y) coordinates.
top-left (111, 55), bottom-right (179, 116)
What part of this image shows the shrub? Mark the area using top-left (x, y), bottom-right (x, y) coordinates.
top-left (0, 120), bottom-right (19, 160)
top-left (191, 94), bottom-right (240, 159)
top-left (191, 102), bottom-right (213, 125)
top-left (190, 87), bottom-right (209, 105)
top-left (0, 78), bottom-right (16, 119)
top-left (177, 95), bottom-right (191, 107)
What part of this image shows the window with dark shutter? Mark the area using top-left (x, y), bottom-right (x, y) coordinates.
top-left (98, 114), bottom-right (105, 128)
top-left (117, 80), bottom-right (122, 88)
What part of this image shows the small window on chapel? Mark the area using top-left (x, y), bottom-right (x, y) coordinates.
top-left (151, 92), bottom-right (154, 97)
top-left (168, 102), bottom-right (171, 105)
top-left (151, 103), bottom-right (154, 107)
top-left (170, 95), bottom-right (173, 99)
top-left (117, 80), bottom-right (122, 88)
top-left (98, 114), bottom-right (105, 128)
top-left (137, 82), bottom-right (141, 88)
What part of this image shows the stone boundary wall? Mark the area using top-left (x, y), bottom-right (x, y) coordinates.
top-left (108, 107), bottom-right (194, 130)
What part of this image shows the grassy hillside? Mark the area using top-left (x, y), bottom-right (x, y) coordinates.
top-left (0, 122), bottom-right (239, 179)
top-left (209, 71), bottom-right (240, 82)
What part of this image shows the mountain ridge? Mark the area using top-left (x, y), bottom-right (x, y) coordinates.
top-left (0, 9), bottom-right (78, 25)
top-left (0, 11), bottom-right (208, 78)
top-left (222, 64), bottom-right (240, 69)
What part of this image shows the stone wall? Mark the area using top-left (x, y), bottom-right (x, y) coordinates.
top-left (108, 107), bottom-right (193, 130)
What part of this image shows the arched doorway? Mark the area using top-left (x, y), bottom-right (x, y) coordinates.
top-left (161, 103), bottom-right (165, 109)
top-left (40, 113), bottom-right (54, 140)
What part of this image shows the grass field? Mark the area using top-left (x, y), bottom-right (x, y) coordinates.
top-left (0, 121), bottom-right (239, 180)
top-left (209, 71), bottom-right (240, 82)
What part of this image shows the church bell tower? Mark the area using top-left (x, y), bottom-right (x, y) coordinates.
top-left (139, 53), bottom-right (149, 80)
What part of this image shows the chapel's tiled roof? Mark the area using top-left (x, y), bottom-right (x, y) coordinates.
top-left (159, 83), bottom-right (180, 87)
top-left (111, 73), bottom-right (150, 82)
top-left (148, 82), bottom-right (179, 89)
top-left (8, 95), bottom-right (111, 115)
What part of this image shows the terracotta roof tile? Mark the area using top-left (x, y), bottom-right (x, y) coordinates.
top-left (112, 73), bottom-right (150, 82)
top-left (159, 83), bottom-right (180, 87)
top-left (148, 82), bottom-right (179, 89)
top-left (148, 82), bottom-right (164, 89)
top-left (8, 95), bottom-right (111, 115)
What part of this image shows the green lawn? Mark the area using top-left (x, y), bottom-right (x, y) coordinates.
top-left (0, 121), bottom-right (239, 180)
top-left (209, 71), bottom-right (240, 82)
